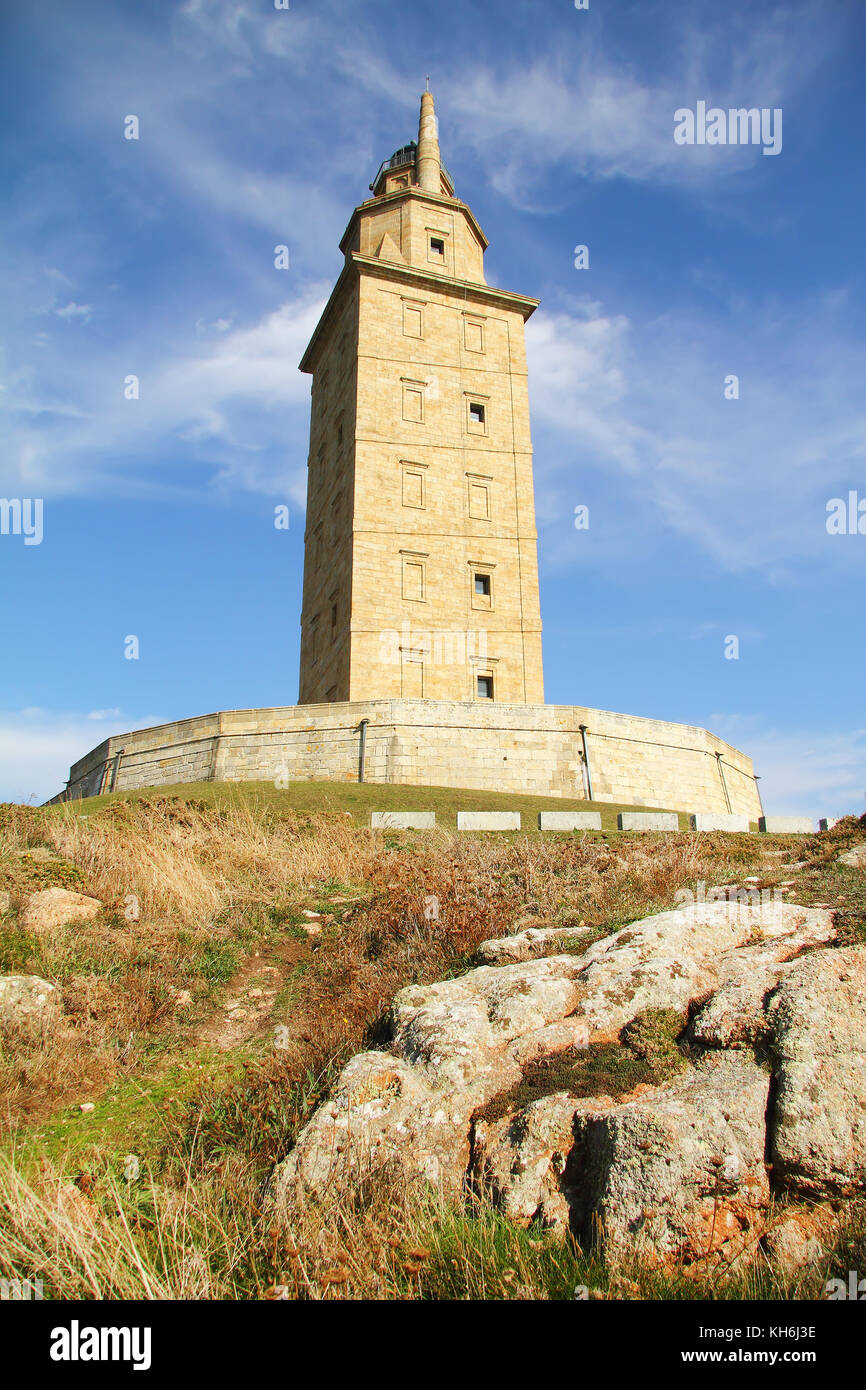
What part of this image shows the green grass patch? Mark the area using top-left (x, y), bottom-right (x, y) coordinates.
top-left (190, 941), bottom-right (241, 987)
top-left (59, 778), bottom-right (684, 835)
top-left (476, 1009), bottom-right (689, 1125)
top-left (11, 1048), bottom-right (240, 1176)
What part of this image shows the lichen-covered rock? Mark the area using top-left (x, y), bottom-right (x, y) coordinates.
top-left (563, 902), bottom-right (834, 1038)
top-left (272, 900), bottom-right (842, 1265)
top-left (768, 945), bottom-right (866, 1196)
top-left (689, 912), bottom-right (837, 1048)
top-left (273, 1051), bottom-right (496, 1200)
top-left (473, 1093), bottom-right (613, 1230)
top-left (763, 1205), bottom-right (840, 1275)
top-left (476, 924), bottom-right (590, 965)
top-left (569, 1053), bottom-right (771, 1265)
top-left (839, 843), bottom-right (866, 868)
top-left (20, 887), bottom-right (102, 934)
top-left (0, 974), bottom-right (59, 1034)
top-left (387, 956), bottom-right (590, 1087)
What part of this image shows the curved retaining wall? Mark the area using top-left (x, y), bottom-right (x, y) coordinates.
top-left (55, 699), bottom-right (762, 819)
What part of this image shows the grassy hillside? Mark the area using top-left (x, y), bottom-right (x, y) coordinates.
top-left (68, 777), bottom-right (690, 832)
top-left (0, 790), bottom-right (863, 1300)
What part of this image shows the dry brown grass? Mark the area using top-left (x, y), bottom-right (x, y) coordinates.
top-left (0, 1150), bottom-right (270, 1299)
top-left (44, 795), bottom-right (377, 926)
top-left (0, 797), bottom-right (383, 1128)
top-left (4, 1145), bottom-right (863, 1302)
top-left (3, 793), bottom-right (862, 1300)
top-left (0, 794), bottom-right (780, 1141)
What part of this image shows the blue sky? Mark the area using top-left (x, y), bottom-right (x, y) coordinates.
top-left (1, 0), bottom-right (864, 815)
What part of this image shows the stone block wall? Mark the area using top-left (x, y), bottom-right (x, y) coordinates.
top-left (58, 699), bottom-right (762, 820)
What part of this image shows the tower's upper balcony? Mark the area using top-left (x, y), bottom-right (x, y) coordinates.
top-left (369, 140), bottom-right (455, 199)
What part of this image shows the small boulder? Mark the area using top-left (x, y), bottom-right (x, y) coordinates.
top-left (839, 843), bottom-right (866, 868)
top-left (21, 887), bottom-right (102, 934)
top-left (0, 974), bottom-right (59, 1034)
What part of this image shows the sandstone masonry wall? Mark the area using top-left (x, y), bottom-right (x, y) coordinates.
top-left (59, 699), bottom-right (762, 819)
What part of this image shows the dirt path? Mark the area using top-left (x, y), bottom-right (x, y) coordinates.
top-left (197, 939), bottom-right (308, 1052)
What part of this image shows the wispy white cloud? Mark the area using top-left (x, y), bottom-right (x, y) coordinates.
top-left (710, 714), bottom-right (866, 819)
top-left (527, 293), bottom-right (866, 575)
top-left (346, 5), bottom-right (839, 204)
top-left (0, 709), bottom-right (163, 805)
top-left (55, 301), bottom-right (93, 321)
top-left (3, 289), bottom-right (326, 503)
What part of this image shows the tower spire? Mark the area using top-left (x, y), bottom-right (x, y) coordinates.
top-left (416, 87), bottom-right (441, 193)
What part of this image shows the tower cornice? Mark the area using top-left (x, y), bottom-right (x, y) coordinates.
top-left (350, 253), bottom-right (538, 316)
top-left (299, 253), bottom-right (538, 374)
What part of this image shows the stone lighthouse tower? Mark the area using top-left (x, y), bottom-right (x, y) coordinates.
top-left (60, 95), bottom-right (762, 816)
top-left (298, 89), bottom-right (545, 706)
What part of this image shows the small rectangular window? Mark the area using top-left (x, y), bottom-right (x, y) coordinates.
top-left (331, 603), bottom-right (337, 631)
top-left (430, 236), bottom-right (445, 257)
top-left (471, 567), bottom-right (494, 610)
top-left (466, 397), bottom-right (489, 437)
top-left (477, 675), bottom-right (493, 700)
